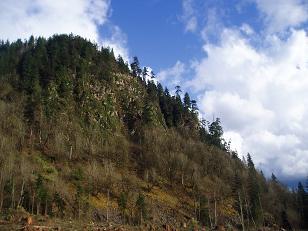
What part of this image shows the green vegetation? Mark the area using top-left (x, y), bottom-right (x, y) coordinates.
top-left (0, 34), bottom-right (307, 230)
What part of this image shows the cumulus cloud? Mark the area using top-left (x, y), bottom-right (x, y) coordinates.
top-left (157, 61), bottom-right (186, 90)
top-left (0, 0), bottom-right (129, 60)
top-left (254, 0), bottom-right (308, 33)
top-left (165, 0), bottom-right (308, 179)
top-left (0, 0), bottom-right (109, 41)
top-left (192, 28), bottom-right (308, 178)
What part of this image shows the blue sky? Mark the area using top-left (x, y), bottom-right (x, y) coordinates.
top-left (103, 0), bottom-right (263, 70)
top-left (0, 0), bottom-right (307, 184)
top-left (102, 0), bottom-right (204, 70)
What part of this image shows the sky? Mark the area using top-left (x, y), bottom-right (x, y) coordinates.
top-left (0, 0), bottom-right (307, 184)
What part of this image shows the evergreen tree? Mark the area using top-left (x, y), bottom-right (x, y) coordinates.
top-left (117, 55), bottom-right (129, 74)
top-left (172, 86), bottom-right (184, 126)
top-left (247, 153), bottom-right (261, 224)
top-left (136, 193), bottom-right (146, 224)
top-left (183, 92), bottom-right (191, 110)
top-left (143, 96), bottom-right (158, 125)
top-left (118, 192), bottom-right (128, 223)
top-left (199, 195), bottom-right (209, 226)
top-left (21, 51), bottom-right (42, 125)
top-left (191, 100), bottom-right (198, 113)
top-left (172, 96), bottom-right (183, 127)
top-left (159, 88), bottom-right (174, 127)
top-left (298, 181), bottom-right (308, 228)
top-left (130, 56), bottom-right (141, 77)
top-left (146, 80), bottom-right (158, 100)
top-left (297, 182), bottom-right (305, 222)
top-left (157, 83), bottom-right (163, 96)
top-left (142, 67), bottom-right (148, 82)
top-left (271, 173), bottom-right (278, 183)
top-left (208, 118), bottom-right (223, 148)
top-left (150, 70), bottom-right (155, 79)
top-left (175, 85), bottom-right (182, 96)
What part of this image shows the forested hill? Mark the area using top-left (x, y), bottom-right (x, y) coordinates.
top-left (0, 34), bottom-right (307, 230)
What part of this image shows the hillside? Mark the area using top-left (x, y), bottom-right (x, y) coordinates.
top-left (0, 34), bottom-right (307, 230)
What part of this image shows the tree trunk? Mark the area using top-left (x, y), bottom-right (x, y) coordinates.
top-left (44, 197), bottom-right (48, 216)
top-left (122, 210), bottom-right (125, 225)
top-left (30, 128), bottom-right (33, 152)
top-left (198, 196), bottom-right (201, 221)
top-left (18, 179), bottom-right (25, 208)
top-left (214, 192), bottom-right (217, 226)
top-left (207, 196), bottom-right (213, 228)
top-left (243, 193), bottom-right (250, 228)
top-left (238, 192), bottom-right (245, 231)
top-left (258, 194), bottom-right (265, 228)
top-left (28, 195), bottom-right (31, 213)
top-left (11, 178), bottom-right (15, 209)
top-left (78, 199), bottom-right (81, 219)
top-left (0, 191), bottom-right (3, 212)
top-left (39, 129), bottom-right (42, 144)
top-left (31, 193), bottom-right (35, 214)
top-left (106, 189), bottom-right (109, 222)
top-left (0, 172), bottom-right (3, 212)
top-left (69, 145), bottom-right (73, 160)
top-left (0, 188), bottom-right (3, 212)
top-left (37, 201), bottom-right (40, 215)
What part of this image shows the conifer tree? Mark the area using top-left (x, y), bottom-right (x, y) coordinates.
top-left (298, 181), bottom-right (308, 228)
top-left (191, 100), bottom-right (198, 113)
top-left (247, 153), bottom-right (261, 224)
top-left (173, 86), bottom-right (184, 126)
top-left (136, 193), bottom-right (146, 224)
top-left (150, 70), bottom-right (155, 79)
top-left (118, 192), bottom-right (128, 224)
top-left (117, 55), bottom-right (129, 74)
top-left (142, 67), bottom-right (148, 82)
top-left (208, 118), bottom-right (223, 147)
top-left (183, 92), bottom-right (191, 110)
top-left (130, 56), bottom-right (141, 77)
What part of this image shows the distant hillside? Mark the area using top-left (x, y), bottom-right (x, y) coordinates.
top-left (0, 34), bottom-right (307, 230)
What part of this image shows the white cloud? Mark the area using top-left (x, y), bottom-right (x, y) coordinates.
top-left (0, 0), bottom-right (129, 60)
top-left (254, 0), bottom-right (308, 33)
top-left (171, 0), bottom-right (308, 179)
top-left (200, 8), bottom-right (224, 42)
top-left (0, 0), bottom-right (108, 42)
top-left (181, 0), bottom-right (198, 32)
top-left (102, 25), bottom-right (129, 62)
top-left (87, 0), bottom-right (111, 24)
top-left (143, 67), bottom-right (159, 85)
top-left (223, 130), bottom-right (244, 154)
top-left (240, 23), bottom-right (255, 35)
top-left (189, 28), bottom-right (308, 178)
top-left (157, 61), bottom-right (186, 90)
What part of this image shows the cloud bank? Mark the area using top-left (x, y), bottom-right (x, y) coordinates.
top-left (193, 28), bottom-right (308, 178)
top-left (162, 0), bottom-right (308, 179)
